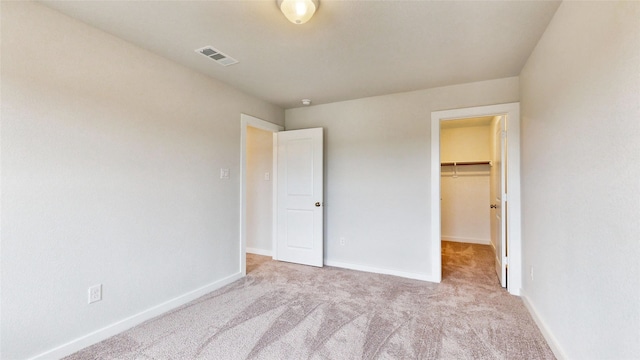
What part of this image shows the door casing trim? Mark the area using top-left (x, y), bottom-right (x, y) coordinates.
top-left (430, 103), bottom-right (522, 295)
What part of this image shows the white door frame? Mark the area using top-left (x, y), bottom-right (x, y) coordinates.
top-left (430, 103), bottom-right (522, 295)
top-left (240, 114), bottom-right (283, 276)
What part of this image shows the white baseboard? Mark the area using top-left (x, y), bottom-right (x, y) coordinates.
top-left (246, 247), bottom-right (273, 257)
top-left (442, 235), bottom-right (490, 245)
top-left (521, 290), bottom-right (567, 360)
top-left (324, 260), bottom-right (438, 283)
top-left (29, 272), bottom-right (243, 360)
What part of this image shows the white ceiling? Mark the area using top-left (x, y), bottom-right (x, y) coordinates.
top-left (39, 0), bottom-right (561, 109)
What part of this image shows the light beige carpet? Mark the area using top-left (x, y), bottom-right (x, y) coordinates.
top-left (65, 242), bottom-right (554, 359)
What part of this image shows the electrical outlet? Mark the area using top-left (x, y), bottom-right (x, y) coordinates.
top-left (88, 284), bottom-right (102, 304)
top-left (339, 237), bottom-right (346, 246)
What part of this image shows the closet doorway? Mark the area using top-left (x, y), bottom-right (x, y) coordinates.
top-left (430, 103), bottom-right (521, 295)
top-left (439, 115), bottom-right (507, 287)
top-left (440, 117), bottom-right (493, 247)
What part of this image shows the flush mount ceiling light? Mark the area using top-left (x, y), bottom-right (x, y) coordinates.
top-left (277, 0), bottom-right (319, 25)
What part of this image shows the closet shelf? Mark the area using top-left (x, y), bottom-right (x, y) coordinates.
top-left (440, 161), bottom-right (491, 166)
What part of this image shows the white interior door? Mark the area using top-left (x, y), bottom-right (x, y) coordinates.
top-left (275, 128), bottom-right (323, 267)
top-left (490, 116), bottom-right (508, 287)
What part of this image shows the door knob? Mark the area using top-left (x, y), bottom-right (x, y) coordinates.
top-left (490, 204), bottom-right (497, 209)
top-left (315, 202), bottom-right (321, 207)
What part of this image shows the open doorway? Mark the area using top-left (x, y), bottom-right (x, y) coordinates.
top-left (241, 115), bottom-right (324, 275)
top-left (240, 114), bottom-right (283, 276)
top-left (246, 126), bottom-right (274, 255)
top-left (440, 117), bottom-right (493, 246)
top-left (245, 125), bottom-right (274, 275)
top-left (430, 103), bottom-right (522, 295)
top-left (439, 116), bottom-right (506, 286)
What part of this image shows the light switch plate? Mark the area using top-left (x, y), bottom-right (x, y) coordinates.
top-left (220, 168), bottom-right (230, 179)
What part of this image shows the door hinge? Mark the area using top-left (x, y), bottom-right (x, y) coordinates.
top-left (501, 130), bottom-right (507, 139)
top-left (503, 193), bottom-right (508, 202)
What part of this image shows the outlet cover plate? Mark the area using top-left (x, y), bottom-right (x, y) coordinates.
top-left (88, 284), bottom-right (102, 304)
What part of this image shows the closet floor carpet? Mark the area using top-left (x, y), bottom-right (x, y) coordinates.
top-left (65, 242), bottom-right (554, 359)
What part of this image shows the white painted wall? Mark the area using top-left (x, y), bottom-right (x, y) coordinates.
top-left (520, 1), bottom-right (640, 358)
top-left (0, 2), bottom-right (283, 359)
top-left (440, 126), bottom-right (491, 244)
top-left (440, 125), bottom-right (491, 163)
top-left (285, 77), bottom-right (519, 279)
top-left (246, 127), bottom-right (274, 255)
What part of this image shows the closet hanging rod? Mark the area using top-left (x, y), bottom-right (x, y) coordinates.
top-left (440, 161), bottom-right (491, 166)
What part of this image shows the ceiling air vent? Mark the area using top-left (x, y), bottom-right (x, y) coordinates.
top-left (195, 46), bottom-right (238, 66)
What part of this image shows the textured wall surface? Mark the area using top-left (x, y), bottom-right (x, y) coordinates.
top-left (1, 2), bottom-right (283, 358)
top-left (520, 1), bottom-right (640, 358)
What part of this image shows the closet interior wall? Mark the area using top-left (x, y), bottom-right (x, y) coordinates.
top-left (440, 123), bottom-right (491, 245)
